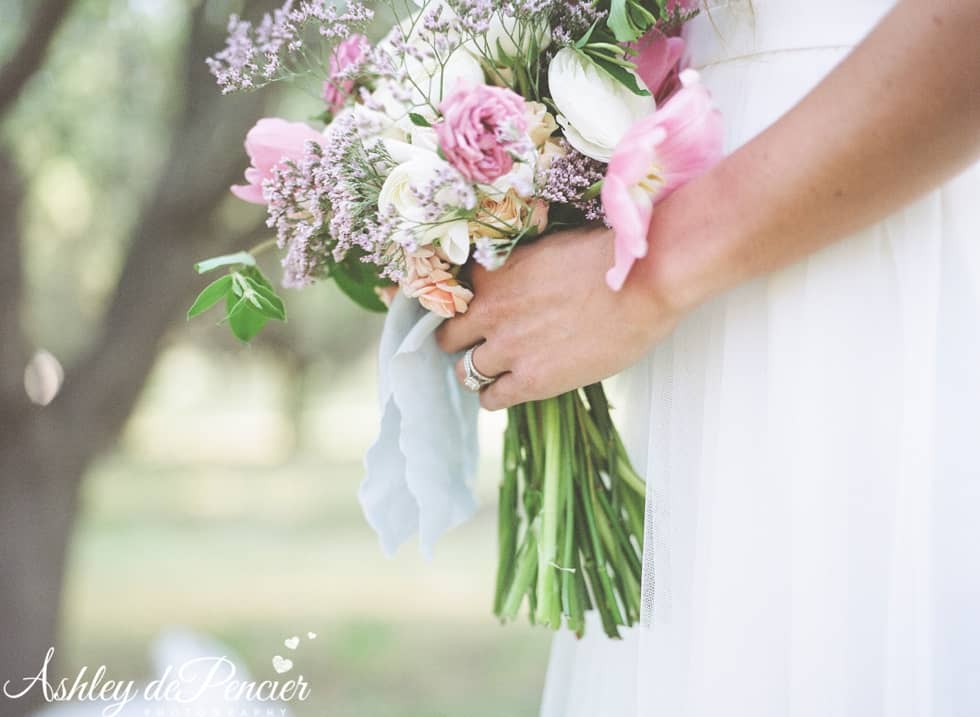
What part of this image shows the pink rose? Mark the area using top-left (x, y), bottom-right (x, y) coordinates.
top-left (231, 118), bottom-right (323, 205)
top-left (322, 34), bottom-right (370, 114)
top-left (435, 84), bottom-right (529, 184)
top-left (602, 70), bottom-right (724, 291)
top-left (402, 248), bottom-right (474, 318)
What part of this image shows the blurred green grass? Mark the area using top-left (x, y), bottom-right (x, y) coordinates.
top-left (58, 346), bottom-right (551, 717)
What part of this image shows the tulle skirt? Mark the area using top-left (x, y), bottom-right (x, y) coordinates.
top-left (541, 1), bottom-right (980, 715)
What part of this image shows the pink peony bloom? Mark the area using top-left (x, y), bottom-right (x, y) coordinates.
top-left (602, 70), bottom-right (724, 291)
top-left (402, 248), bottom-right (474, 318)
top-left (231, 118), bottom-right (323, 205)
top-left (322, 34), bottom-right (370, 113)
top-left (435, 84), bottom-right (529, 185)
top-left (630, 29), bottom-right (685, 103)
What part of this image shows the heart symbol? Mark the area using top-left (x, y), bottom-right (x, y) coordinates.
top-left (272, 656), bottom-right (293, 674)
top-left (284, 636), bottom-right (299, 650)
top-left (307, 632), bottom-right (317, 640)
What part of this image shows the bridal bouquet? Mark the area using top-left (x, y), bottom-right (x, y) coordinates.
top-left (192, 0), bottom-right (721, 637)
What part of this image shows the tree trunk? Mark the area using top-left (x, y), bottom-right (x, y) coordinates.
top-left (0, 414), bottom-right (85, 717)
top-left (0, 5), bottom-right (271, 713)
top-left (0, 147), bottom-right (80, 717)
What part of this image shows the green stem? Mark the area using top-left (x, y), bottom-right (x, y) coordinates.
top-left (500, 530), bottom-right (538, 620)
top-left (248, 237), bottom-right (278, 256)
top-left (534, 398), bottom-right (563, 628)
top-left (494, 412), bottom-right (520, 615)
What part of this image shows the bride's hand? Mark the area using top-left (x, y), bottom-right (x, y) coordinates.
top-left (435, 225), bottom-right (684, 410)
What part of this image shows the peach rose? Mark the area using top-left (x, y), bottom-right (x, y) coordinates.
top-left (470, 189), bottom-right (549, 240)
top-left (402, 248), bottom-right (474, 318)
top-left (525, 101), bottom-right (558, 147)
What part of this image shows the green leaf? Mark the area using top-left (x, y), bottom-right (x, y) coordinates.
top-left (242, 265), bottom-right (276, 292)
top-left (582, 179), bottom-right (604, 201)
top-left (630, 1), bottom-right (658, 27)
top-left (309, 108), bottom-right (333, 124)
top-left (194, 251), bottom-right (256, 274)
top-left (247, 278), bottom-right (287, 320)
top-left (225, 294), bottom-right (268, 342)
top-left (241, 266), bottom-right (287, 321)
top-left (586, 50), bottom-right (639, 68)
top-left (585, 42), bottom-right (627, 56)
top-left (587, 52), bottom-right (650, 96)
top-left (331, 260), bottom-right (387, 313)
top-left (574, 18), bottom-right (601, 49)
top-left (607, 0), bottom-right (642, 42)
top-left (187, 274), bottom-right (234, 319)
top-left (408, 112), bottom-right (432, 127)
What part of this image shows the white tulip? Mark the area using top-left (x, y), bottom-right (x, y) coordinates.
top-left (548, 48), bottom-right (655, 162)
top-left (378, 153), bottom-right (473, 265)
top-left (378, 1), bottom-right (485, 108)
top-left (405, 45), bottom-right (485, 106)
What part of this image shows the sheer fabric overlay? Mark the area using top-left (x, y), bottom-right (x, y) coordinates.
top-left (541, 1), bottom-right (980, 715)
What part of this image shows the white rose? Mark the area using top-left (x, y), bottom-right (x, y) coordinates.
top-left (378, 153), bottom-right (472, 265)
top-left (489, 146), bottom-right (537, 198)
top-left (548, 48), bottom-right (654, 162)
top-left (394, 107), bottom-right (441, 152)
top-left (381, 138), bottom-right (434, 165)
top-left (367, 80), bottom-right (412, 122)
top-left (483, 14), bottom-right (551, 62)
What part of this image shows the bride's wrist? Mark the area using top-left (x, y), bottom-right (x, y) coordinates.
top-left (634, 166), bottom-right (746, 317)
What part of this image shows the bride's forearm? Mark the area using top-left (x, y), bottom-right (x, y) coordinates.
top-left (640, 0), bottom-right (980, 311)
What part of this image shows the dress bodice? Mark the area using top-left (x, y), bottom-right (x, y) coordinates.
top-left (686, 0), bottom-right (895, 70)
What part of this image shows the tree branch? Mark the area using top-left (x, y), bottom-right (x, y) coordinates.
top-left (0, 0), bottom-right (76, 117)
top-left (53, 4), bottom-right (273, 452)
top-left (0, 148), bottom-right (30, 428)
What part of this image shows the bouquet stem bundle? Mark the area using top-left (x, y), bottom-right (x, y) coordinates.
top-left (494, 384), bottom-right (645, 638)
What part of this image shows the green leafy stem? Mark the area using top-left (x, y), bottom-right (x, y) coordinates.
top-left (187, 241), bottom-right (287, 342)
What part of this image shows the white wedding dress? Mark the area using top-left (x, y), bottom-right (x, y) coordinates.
top-left (540, 1), bottom-right (980, 715)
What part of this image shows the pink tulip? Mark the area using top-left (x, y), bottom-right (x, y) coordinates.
top-left (231, 118), bottom-right (323, 205)
top-left (602, 70), bottom-right (724, 291)
top-left (322, 34), bottom-right (370, 113)
top-left (630, 29), bottom-right (685, 103)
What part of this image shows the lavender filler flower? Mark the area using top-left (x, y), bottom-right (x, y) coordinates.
top-left (207, 0), bottom-right (374, 93)
top-left (539, 142), bottom-right (607, 223)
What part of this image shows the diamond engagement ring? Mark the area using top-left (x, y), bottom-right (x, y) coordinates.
top-left (463, 345), bottom-right (496, 392)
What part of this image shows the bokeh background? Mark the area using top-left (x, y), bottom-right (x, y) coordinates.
top-left (0, 2), bottom-right (551, 715)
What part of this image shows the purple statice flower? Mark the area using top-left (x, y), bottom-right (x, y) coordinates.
top-left (264, 109), bottom-right (403, 289)
top-left (473, 234), bottom-right (514, 270)
top-left (206, 15), bottom-right (261, 92)
top-left (206, 0), bottom-right (374, 93)
top-left (539, 141), bottom-right (607, 223)
top-left (408, 165), bottom-right (478, 223)
top-left (444, 0), bottom-right (493, 36)
top-left (549, 1), bottom-right (606, 46)
top-left (320, 112), bottom-right (397, 262)
top-left (264, 140), bottom-right (332, 288)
